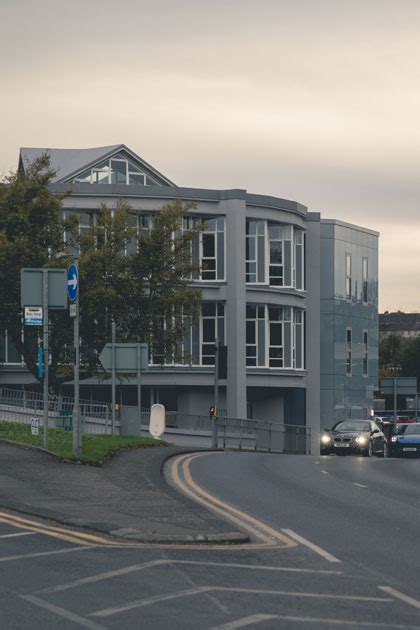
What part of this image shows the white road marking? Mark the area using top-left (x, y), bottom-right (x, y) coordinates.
top-left (0, 531), bottom-right (38, 539)
top-left (321, 470), bottom-right (329, 475)
top-left (91, 586), bottom-right (391, 617)
top-left (40, 559), bottom-right (168, 593)
top-left (211, 587), bottom-right (392, 603)
top-left (0, 545), bottom-right (92, 563)
top-left (281, 529), bottom-right (341, 563)
top-left (213, 614), bottom-right (277, 629)
top-left (215, 614), bottom-right (420, 629)
top-left (353, 483), bottom-right (368, 488)
top-left (379, 586), bottom-right (420, 610)
top-left (40, 558), bottom-right (343, 594)
top-left (22, 595), bottom-right (105, 630)
top-left (91, 586), bottom-right (211, 617)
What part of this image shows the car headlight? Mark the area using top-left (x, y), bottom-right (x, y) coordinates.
top-left (391, 436), bottom-right (397, 442)
top-left (321, 435), bottom-right (331, 444)
top-left (356, 436), bottom-right (367, 445)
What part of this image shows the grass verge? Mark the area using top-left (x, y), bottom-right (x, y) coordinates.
top-left (0, 421), bottom-right (167, 462)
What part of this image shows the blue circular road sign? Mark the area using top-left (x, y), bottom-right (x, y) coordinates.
top-left (67, 264), bottom-right (79, 301)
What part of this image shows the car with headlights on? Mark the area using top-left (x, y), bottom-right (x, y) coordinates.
top-left (389, 423), bottom-right (420, 457)
top-left (322, 420), bottom-right (386, 457)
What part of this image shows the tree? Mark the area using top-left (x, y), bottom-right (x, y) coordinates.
top-left (400, 337), bottom-right (420, 384)
top-left (0, 155), bottom-right (70, 390)
top-left (0, 155), bottom-right (203, 391)
top-left (379, 333), bottom-right (402, 371)
top-left (66, 199), bottom-right (203, 377)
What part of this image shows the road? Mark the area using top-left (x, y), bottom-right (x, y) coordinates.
top-left (1, 452), bottom-right (420, 629)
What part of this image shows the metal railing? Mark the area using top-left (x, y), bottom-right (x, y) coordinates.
top-left (0, 389), bottom-right (311, 452)
top-left (0, 387), bottom-right (109, 420)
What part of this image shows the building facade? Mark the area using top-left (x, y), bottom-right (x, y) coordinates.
top-left (0, 144), bottom-right (379, 451)
top-left (320, 220), bottom-right (379, 428)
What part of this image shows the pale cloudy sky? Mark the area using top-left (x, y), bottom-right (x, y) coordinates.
top-left (1, 0), bottom-right (420, 312)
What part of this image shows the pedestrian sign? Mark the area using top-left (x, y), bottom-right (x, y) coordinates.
top-left (31, 418), bottom-right (39, 436)
top-left (67, 264), bottom-right (79, 302)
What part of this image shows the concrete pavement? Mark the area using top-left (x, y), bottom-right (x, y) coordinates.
top-left (0, 443), bottom-right (246, 544)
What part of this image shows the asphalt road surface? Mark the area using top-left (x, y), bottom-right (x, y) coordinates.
top-left (2, 452), bottom-right (420, 629)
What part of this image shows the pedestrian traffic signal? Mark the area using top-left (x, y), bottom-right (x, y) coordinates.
top-left (209, 406), bottom-right (216, 418)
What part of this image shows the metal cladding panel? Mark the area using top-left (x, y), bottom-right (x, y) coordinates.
top-left (20, 268), bottom-right (67, 309)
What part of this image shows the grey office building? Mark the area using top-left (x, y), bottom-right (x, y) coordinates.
top-left (1, 144), bottom-right (379, 451)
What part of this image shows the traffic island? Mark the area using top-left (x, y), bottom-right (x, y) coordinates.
top-left (0, 421), bottom-right (167, 464)
top-left (0, 440), bottom-right (248, 544)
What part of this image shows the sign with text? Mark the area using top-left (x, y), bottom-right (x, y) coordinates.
top-left (24, 306), bottom-right (43, 326)
top-left (31, 417), bottom-right (39, 436)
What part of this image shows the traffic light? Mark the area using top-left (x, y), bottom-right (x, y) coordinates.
top-left (209, 405), bottom-right (216, 418)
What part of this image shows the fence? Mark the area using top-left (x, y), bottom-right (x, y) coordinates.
top-left (0, 388), bottom-right (311, 453)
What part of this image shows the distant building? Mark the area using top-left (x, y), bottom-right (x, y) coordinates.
top-left (0, 144), bottom-right (380, 451)
top-left (379, 312), bottom-right (420, 339)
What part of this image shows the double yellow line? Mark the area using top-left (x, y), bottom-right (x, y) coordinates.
top-left (0, 511), bottom-right (116, 547)
top-left (170, 453), bottom-right (297, 549)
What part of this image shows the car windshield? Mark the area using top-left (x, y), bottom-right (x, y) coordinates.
top-left (333, 421), bottom-right (370, 433)
top-left (397, 424), bottom-right (420, 435)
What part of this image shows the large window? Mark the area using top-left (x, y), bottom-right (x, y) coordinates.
top-left (269, 224), bottom-right (293, 287)
top-left (246, 305), bottom-right (265, 366)
top-left (151, 303), bottom-right (225, 367)
top-left (0, 330), bottom-right (22, 365)
top-left (189, 217), bottom-right (225, 281)
top-left (294, 229), bottom-right (305, 291)
top-left (362, 257), bottom-right (368, 303)
top-left (73, 153), bottom-right (158, 186)
top-left (246, 221), bottom-right (265, 283)
top-left (246, 305), bottom-right (305, 369)
top-left (245, 221), bottom-right (305, 289)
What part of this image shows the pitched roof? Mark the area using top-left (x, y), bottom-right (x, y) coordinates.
top-left (18, 144), bottom-right (175, 186)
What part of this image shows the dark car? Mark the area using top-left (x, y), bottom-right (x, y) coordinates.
top-left (321, 420), bottom-right (386, 457)
top-left (390, 423), bottom-right (420, 457)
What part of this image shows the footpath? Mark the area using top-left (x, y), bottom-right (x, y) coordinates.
top-left (0, 443), bottom-right (246, 544)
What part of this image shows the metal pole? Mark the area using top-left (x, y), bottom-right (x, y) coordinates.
top-left (43, 270), bottom-right (49, 450)
top-left (73, 284), bottom-right (81, 458)
top-left (137, 344), bottom-right (142, 436)
top-left (415, 393), bottom-right (418, 421)
top-left (393, 377), bottom-right (397, 431)
top-left (111, 320), bottom-right (116, 436)
top-left (212, 337), bottom-right (219, 449)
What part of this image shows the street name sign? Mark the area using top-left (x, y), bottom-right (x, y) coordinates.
top-left (24, 306), bottom-right (43, 326)
top-left (67, 264), bottom-right (78, 301)
top-left (21, 268), bottom-right (67, 309)
top-left (99, 343), bottom-right (149, 373)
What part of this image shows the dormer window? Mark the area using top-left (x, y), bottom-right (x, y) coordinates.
top-left (73, 154), bottom-right (156, 186)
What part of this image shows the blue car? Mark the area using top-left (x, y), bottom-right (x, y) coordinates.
top-left (390, 423), bottom-right (420, 457)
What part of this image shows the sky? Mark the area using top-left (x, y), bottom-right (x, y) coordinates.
top-left (1, 0), bottom-right (420, 312)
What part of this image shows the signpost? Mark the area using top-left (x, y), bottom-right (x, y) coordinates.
top-left (99, 341), bottom-right (149, 436)
top-left (21, 268), bottom-right (67, 451)
top-left (67, 263), bottom-right (80, 458)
